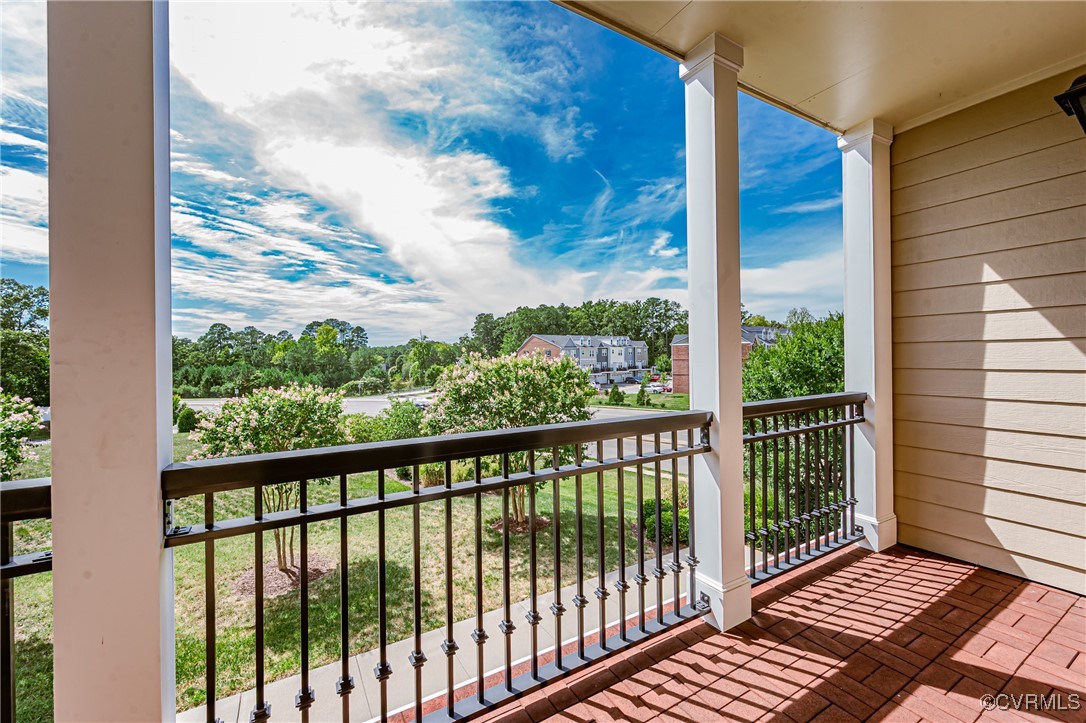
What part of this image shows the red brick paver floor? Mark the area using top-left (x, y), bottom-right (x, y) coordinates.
top-left (474, 545), bottom-right (1086, 722)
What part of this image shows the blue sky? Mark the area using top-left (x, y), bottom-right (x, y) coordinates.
top-left (1, 1), bottom-right (843, 345)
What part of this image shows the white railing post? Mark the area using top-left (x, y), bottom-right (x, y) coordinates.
top-left (681, 34), bottom-right (751, 630)
top-left (48, 1), bottom-right (175, 719)
top-left (840, 120), bottom-right (898, 551)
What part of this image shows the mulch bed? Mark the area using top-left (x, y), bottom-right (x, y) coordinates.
top-left (231, 551), bottom-right (336, 598)
top-left (487, 515), bottom-right (552, 535)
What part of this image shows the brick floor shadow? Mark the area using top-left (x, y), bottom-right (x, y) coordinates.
top-left (469, 544), bottom-right (1085, 722)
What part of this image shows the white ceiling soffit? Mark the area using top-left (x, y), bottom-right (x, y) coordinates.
top-left (558, 1), bottom-right (1086, 134)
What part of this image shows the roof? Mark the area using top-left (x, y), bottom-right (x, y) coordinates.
top-left (558, 1), bottom-right (1085, 134)
top-left (672, 329), bottom-right (792, 347)
top-left (522, 334), bottom-right (648, 350)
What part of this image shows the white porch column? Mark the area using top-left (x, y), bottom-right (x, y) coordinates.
top-left (839, 120), bottom-right (897, 552)
top-left (681, 34), bottom-right (751, 630)
top-left (48, 1), bottom-right (175, 719)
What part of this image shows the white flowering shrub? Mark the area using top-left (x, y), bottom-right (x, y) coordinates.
top-left (0, 389), bottom-right (44, 481)
top-left (424, 353), bottom-right (595, 523)
top-left (190, 383), bottom-right (345, 569)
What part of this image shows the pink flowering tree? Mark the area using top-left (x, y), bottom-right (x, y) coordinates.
top-left (189, 383), bottom-right (345, 570)
top-left (0, 389), bottom-right (44, 481)
top-left (423, 353), bottom-right (595, 525)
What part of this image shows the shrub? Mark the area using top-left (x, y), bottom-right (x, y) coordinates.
top-left (636, 378), bottom-right (651, 407)
top-left (645, 505), bottom-right (689, 545)
top-left (176, 406), bottom-right (201, 433)
top-left (424, 353), bottom-right (594, 525)
top-left (189, 384), bottom-right (345, 570)
top-left (0, 389), bottom-right (44, 481)
top-left (172, 394), bottom-right (183, 423)
top-left (607, 382), bottom-right (626, 405)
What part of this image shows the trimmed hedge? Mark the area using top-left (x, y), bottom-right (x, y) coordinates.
top-left (641, 497), bottom-right (689, 545)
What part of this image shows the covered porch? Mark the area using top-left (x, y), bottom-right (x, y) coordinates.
top-left (2, 0), bottom-right (1083, 721)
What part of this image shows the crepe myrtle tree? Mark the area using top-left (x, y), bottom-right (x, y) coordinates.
top-left (0, 389), bottom-right (44, 481)
top-left (423, 353), bottom-right (596, 526)
top-left (189, 383), bottom-right (345, 570)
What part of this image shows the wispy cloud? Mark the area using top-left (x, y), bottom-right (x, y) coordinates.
top-left (773, 195), bottom-right (841, 214)
top-left (1, 1), bottom-right (844, 343)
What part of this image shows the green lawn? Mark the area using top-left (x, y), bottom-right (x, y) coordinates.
top-left (10, 436), bottom-right (686, 717)
top-left (590, 392), bottom-right (690, 411)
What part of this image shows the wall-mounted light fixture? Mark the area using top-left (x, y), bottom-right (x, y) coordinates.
top-left (1054, 74), bottom-right (1086, 134)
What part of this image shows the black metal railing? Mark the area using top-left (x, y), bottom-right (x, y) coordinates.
top-left (161, 411), bottom-right (713, 722)
top-left (1, 477), bottom-right (53, 723)
top-left (742, 392), bottom-right (867, 585)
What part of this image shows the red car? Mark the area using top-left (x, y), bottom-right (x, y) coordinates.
top-left (650, 374), bottom-right (660, 381)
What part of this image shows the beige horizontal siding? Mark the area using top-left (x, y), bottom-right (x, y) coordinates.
top-left (893, 306), bottom-right (1086, 342)
top-left (893, 273), bottom-right (1086, 317)
top-left (892, 112), bottom-right (1084, 190)
top-left (890, 68), bottom-right (1086, 594)
top-left (895, 420), bottom-right (1086, 470)
top-left (895, 451), bottom-right (1085, 504)
top-left (894, 395), bottom-right (1084, 436)
top-left (892, 239), bottom-right (1086, 292)
top-left (893, 339), bottom-right (1086, 371)
top-left (891, 205), bottom-right (1086, 265)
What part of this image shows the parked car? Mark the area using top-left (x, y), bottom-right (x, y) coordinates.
top-left (623, 376), bottom-right (638, 384)
top-left (663, 384), bottom-right (673, 393)
top-left (412, 398), bottom-right (432, 410)
top-left (647, 382), bottom-right (664, 393)
top-left (650, 374), bottom-right (660, 381)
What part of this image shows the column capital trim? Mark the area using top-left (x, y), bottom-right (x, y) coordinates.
top-left (680, 33), bottom-right (744, 81)
top-left (838, 118), bottom-right (894, 152)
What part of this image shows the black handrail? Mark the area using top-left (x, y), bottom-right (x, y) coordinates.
top-left (741, 391), bottom-right (866, 418)
top-left (162, 410), bottom-right (713, 497)
top-left (0, 478), bottom-right (52, 523)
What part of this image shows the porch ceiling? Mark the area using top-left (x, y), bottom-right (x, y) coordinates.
top-left (558, 1), bottom-right (1086, 133)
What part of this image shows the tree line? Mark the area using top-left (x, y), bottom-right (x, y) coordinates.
top-left (3, 276), bottom-right (840, 405)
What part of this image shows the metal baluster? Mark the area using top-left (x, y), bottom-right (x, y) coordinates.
top-left (297, 478), bottom-right (314, 719)
top-left (771, 416), bottom-right (781, 570)
top-left (634, 436), bottom-right (647, 633)
top-left (337, 473), bottom-right (354, 719)
top-left (410, 464), bottom-right (426, 721)
top-left (3, 520), bottom-right (15, 723)
top-left (760, 417), bottom-right (769, 574)
top-left (795, 413), bottom-right (806, 560)
top-left (849, 403), bottom-right (859, 536)
top-left (550, 447), bottom-right (565, 670)
top-left (782, 414), bottom-right (793, 566)
top-left (573, 445), bottom-right (587, 659)
top-left (443, 460), bottom-right (458, 716)
top-left (499, 454), bottom-right (515, 688)
top-left (669, 430), bottom-right (682, 616)
top-left (615, 437), bottom-right (629, 641)
top-left (804, 411), bottom-right (813, 556)
top-left (816, 407), bottom-right (826, 551)
top-left (595, 439), bottom-right (609, 649)
top-left (204, 494), bottom-right (220, 723)
top-left (472, 458), bottom-right (487, 704)
top-left (686, 427), bottom-right (699, 608)
top-left (527, 452), bottom-right (542, 679)
top-left (653, 432), bottom-right (665, 622)
top-left (375, 470), bottom-right (391, 720)
top-left (746, 420), bottom-right (756, 576)
top-left (252, 485), bottom-right (270, 722)
top-left (832, 406), bottom-right (841, 543)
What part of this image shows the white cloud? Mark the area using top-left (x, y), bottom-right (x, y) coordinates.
top-left (773, 195), bottom-right (841, 214)
top-left (648, 232), bottom-right (679, 258)
top-left (165, 2), bottom-right (622, 340)
top-left (741, 249), bottom-right (843, 321)
top-left (0, 167), bottom-right (48, 263)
